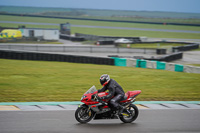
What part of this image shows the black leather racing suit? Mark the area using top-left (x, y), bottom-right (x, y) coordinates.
top-left (98, 79), bottom-right (125, 109)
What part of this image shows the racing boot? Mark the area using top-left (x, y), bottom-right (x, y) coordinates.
top-left (110, 107), bottom-right (118, 119)
top-left (117, 105), bottom-right (125, 115)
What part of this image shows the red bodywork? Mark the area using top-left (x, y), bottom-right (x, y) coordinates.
top-left (81, 90), bottom-right (141, 106)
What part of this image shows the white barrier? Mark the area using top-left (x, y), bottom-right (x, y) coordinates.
top-left (126, 58), bottom-right (200, 74)
top-left (184, 65), bottom-right (200, 74)
top-left (165, 63), bottom-right (175, 71)
top-left (146, 60), bottom-right (157, 69)
top-left (126, 59), bottom-right (137, 67)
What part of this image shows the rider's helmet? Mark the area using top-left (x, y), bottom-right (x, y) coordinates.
top-left (100, 74), bottom-right (110, 86)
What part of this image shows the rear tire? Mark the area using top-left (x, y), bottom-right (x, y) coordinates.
top-left (75, 105), bottom-right (94, 123)
top-left (119, 104), bottom-right (139, 123)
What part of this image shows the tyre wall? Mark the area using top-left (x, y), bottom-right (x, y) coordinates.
top-left (0, 50), bottom-right (114, 65)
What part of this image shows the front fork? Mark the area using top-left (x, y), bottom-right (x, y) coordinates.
top-left (78, 104), bottom-right (92, 117)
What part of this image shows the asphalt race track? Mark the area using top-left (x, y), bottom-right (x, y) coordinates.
top-left (0, 109), bottom-right (200, 133)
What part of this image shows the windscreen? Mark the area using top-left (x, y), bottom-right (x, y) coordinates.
top-left (84, 85), bottom-right (97, 94)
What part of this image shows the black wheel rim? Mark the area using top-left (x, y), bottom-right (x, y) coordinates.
top-left (78, 108), bottom-right (92, 121)
top-left (122, 106), bottom-right (135, 120)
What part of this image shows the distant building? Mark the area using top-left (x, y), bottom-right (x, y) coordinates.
top-left (19, 28), bottom-right (59, 41)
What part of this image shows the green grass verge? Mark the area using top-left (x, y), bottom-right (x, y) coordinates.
top-left (188, 64), bottom-right (200, 67)
top-left (72, 27), bottom-right (200, 39)
top-left (119, 43), bottom-right (186, 48)
top-left (192, 48), bottom-right (200, 51)
top-left (0, 59), bottom-right (200, 102)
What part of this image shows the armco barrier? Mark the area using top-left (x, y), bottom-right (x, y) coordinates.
top-left (0, 44), bottom-right (156, 54)
top-left (0, 50), bottom-right (114, 65)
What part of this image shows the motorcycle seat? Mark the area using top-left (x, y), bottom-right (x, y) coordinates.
top-left (121, 91), bottom-right (130, 101)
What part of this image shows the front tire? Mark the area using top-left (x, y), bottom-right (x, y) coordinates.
top-left (119, 104), bottom-right (139, 123)
top-left (75, 105), bottom-right (94, 123)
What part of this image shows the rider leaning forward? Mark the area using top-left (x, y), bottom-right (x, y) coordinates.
top-left (97, 74), bottom-right (129, 115)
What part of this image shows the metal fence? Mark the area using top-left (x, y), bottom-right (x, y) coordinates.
top-left (0, 44), bottom-right (156, 54)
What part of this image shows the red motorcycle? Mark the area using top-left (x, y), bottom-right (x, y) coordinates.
top-left (75, 86), bottom-right (141, 123)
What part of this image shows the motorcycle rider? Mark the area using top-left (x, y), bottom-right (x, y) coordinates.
top-left (98, 74), bottom-right (127, 115)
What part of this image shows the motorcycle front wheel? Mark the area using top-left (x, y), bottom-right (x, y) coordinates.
top-left (119, 104), bottom-right (139, 123)
top-left (75, 105), bottom-right (94, 123)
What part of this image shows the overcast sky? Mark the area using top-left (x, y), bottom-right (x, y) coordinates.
top-left (0, 0), bottom-right (200, 13)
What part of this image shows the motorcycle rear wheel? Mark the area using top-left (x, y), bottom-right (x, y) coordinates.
top-left (75, 105), bottom-right (94, 123)
top-left (119, 104), bottom-right (139, 123)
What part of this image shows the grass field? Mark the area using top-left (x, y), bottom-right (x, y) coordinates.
top-left (0, 15), bottom-right (200, 39)
top-left (1, 22), bottom-right (199, 39)
top-left (189, 64), bottom-right (200, 67)
top-left (120, 43), bottom-right (186, 48)
top-left (0, 59), bottom-right (200, 102)
top-left (1, 15), bottom-right (200, 31)
top-left (72, 27), bottom-right (200, 39)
